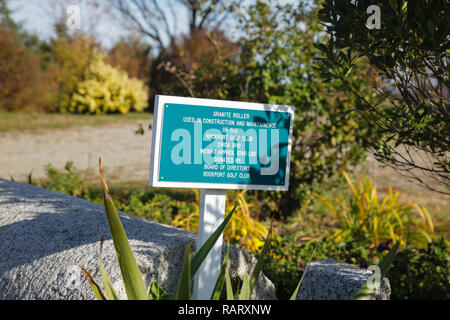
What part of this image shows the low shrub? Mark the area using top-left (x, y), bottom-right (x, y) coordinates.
top-left (83, 159), bottom-right (398, 300)
top-left (112, 190), bottom-right (196, 226)
top-left (265, 172), bottom-right (448, 300)
top-left (42, 162), bottom-right (86, 197)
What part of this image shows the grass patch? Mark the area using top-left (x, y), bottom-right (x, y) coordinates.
top-left (0, 111), bottom-right (152, 132)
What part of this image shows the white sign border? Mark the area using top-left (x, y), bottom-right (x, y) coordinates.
top-left (149, 95), bottom-right (295, 191)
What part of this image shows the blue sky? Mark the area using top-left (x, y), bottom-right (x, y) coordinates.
top-left (8, 0), bottom-right (304, 50)
top-left (9, 0), bottom-right (190, 49)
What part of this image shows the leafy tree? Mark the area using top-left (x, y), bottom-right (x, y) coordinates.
top-left (173, 1), bottom-right (381, 218)
top-left (114, 0), bottom-right (241, 106)
top-left (0, 0), bottom-right (56, 111)
top-left (0, 0), bottom-right (17, 33)
top-left (0, 25), bottom-right (41, 111)
top-left (316, 0), bottom-right (449, 194)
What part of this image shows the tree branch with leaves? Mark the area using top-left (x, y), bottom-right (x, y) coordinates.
top-left (316, 0), bottom-right (449, 194)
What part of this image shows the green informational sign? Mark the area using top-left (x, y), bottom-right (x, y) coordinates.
top-left (149, 95), bottom-right (295, 191)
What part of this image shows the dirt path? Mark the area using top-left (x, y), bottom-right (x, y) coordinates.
top-left (0, 121), bottom-right (152, 183)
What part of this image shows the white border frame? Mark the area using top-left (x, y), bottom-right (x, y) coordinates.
top-left (149, 95), bottom-right (295, 191)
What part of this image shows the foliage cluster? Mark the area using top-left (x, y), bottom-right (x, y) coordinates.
top-left (172, 189), bottom-right (269, 253)
top-left (83, 160), bottom-right (292, 300)
top-left (35, 161), bottom-right (448, 300)
top-left (316, 0), bottom-right (450, 194)
top-left (107, 36), bottom-right (151, 82)
top-left (43, 162), bottom-right (85, 198)
top-left (387, 236), bottom-right (449, 300)
top-left (0, 3), bottom-right (56, 112)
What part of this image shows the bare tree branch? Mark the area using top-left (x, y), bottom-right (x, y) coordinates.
top-left (114, 0), bottom-right (238, 52)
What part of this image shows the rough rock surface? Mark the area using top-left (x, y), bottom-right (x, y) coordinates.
top-left (296, 258), bottom-right (391, 300)
top-left (0, 179), bottom-right (276, 300)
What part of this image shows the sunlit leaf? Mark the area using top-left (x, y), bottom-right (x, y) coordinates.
top-left (99, 158), bottom-right (147, 300)
top-left (174, 243), bottom-right (192, 300)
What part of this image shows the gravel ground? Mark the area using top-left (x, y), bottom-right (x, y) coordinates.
top-left (0, 121), bottom-right (152, 183)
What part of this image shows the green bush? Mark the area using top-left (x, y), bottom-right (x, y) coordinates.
top-left (36, 163), bottom-right (448, 299)
top-left (112, 190), bottom-right (196, 226)
top-left (83, 161), bottom-right (398, 300)
top-left (43, 162), bottom-right (86, 197)
top-left (263, 235), bottom-right (449, 300)
top-left (38, 162), bottom-right (268, 253)
top-left (387, 236), bottom-right (450, 300)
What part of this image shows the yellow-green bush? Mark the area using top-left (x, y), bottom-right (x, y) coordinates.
top-left (61, 53), bottom-right (148, 114)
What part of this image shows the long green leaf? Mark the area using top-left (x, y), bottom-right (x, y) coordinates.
top-left (378, 239), bottom-right (400, 277)
top-left (99, 159), bottom-right (147, 300)
top-left (353, 280), bottom-right (377, 300)
top-left (99, 233), bottom-right (120, 300)
top-left (174, 243), bottom-right (192, 300)
top-left (290, 246), bottom-right (317, 300)
top-left (148, 282), bottom-right (171, 300)
top-left (210, 244), bottom-right (230, 300)
top-left (249, 223), bottom-right (273, 294)
top-left (81, 267), bottom-right (107, 300)
top-left (238, 273), bottom-right (251, 300)
top-left (225, 269), bottom-right (234, 300)
top-left (190, 203), bottom-right (238, 278)
top-left (354, 240), bottom-right (400, 300)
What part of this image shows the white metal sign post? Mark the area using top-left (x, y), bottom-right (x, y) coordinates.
top-left (193, 189), bottom-right (226, 299)
top-left (149, 95), bottom-right (294, 300)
